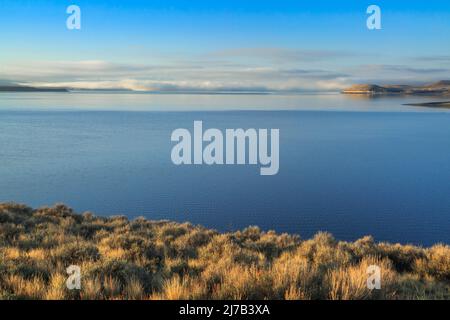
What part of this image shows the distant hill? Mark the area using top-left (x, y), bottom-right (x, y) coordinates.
top-left (342, 81), bottom-right (450, 95)
top-left (424, 80), bottom-right (450, 89)
top-left (0, 85), bottom-right (68, 92)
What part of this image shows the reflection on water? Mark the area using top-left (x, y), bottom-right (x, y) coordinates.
top-left (0, 91), bottom-right (449, 112)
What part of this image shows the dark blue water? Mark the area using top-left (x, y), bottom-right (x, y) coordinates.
top-left (1, 93), bottom-right (450, 245)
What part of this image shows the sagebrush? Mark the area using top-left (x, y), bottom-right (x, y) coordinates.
top-left (0, 203), bottom-right (449, 300)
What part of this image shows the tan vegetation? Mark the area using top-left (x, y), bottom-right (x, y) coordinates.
top-left (342, 80), bottom-right (450, 96)
top-left (0, 203), bottom-right (449, 300)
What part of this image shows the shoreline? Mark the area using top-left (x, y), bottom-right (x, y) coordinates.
top-left (404, 101), bottom-right (450, 109)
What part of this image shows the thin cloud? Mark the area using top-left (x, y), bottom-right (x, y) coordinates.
top-left (208, 47), bottom-right (355, 63)
top-left (413, 55), bottom-right (450, 62)
top-left (1, 55), bottom-right (447, 93)
top-left (358, 64), bottom-right (449, 74)
top-left (2, 57), bottom-right (353, 92)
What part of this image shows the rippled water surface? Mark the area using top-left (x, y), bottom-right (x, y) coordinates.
top-left (1, 92), bottom-right (449, 245)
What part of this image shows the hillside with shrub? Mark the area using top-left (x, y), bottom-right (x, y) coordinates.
top-left (0, 203), bottom-right (449, 300)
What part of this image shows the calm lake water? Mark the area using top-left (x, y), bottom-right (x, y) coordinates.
top-left (1, 92), bottom-right (449, 245)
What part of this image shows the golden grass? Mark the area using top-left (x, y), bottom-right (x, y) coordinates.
top-left (44, 273), bottom-right (67, 300)
top-left (327, 257), bottom-right (395, 300)
top-left (26, 249), bottom-right (47, 261)
top-left (3, 247), bottom-right (21, 260)
top-left (155, 276), bottom-right (192, 300)
top-left (4, 275), bottom-right (47, 299)
top-left (80, 277), bottom-right (102, 300)
top-left (124, 277), bottom-right (144, 300)
top-left (0, 203), bottom-right (449, 300)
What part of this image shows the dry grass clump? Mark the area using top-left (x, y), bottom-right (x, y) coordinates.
top-left (2, 275), bottom-right (47, 299)
top-left (327, 257), bottom-right (397, 300)
top-left (0, 203), bottom-right (449, 300)
top-left (414, 244), bottom-right (450, 280)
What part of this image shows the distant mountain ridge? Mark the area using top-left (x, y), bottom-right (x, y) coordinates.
top-left (342, 81), bottom-right (450, 95)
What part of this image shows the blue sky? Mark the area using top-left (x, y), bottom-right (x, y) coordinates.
top-left (1, 0), bottom-right (450, 91)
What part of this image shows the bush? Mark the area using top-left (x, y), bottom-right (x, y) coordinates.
top-left (0, 203), bottom-right (449, 300)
